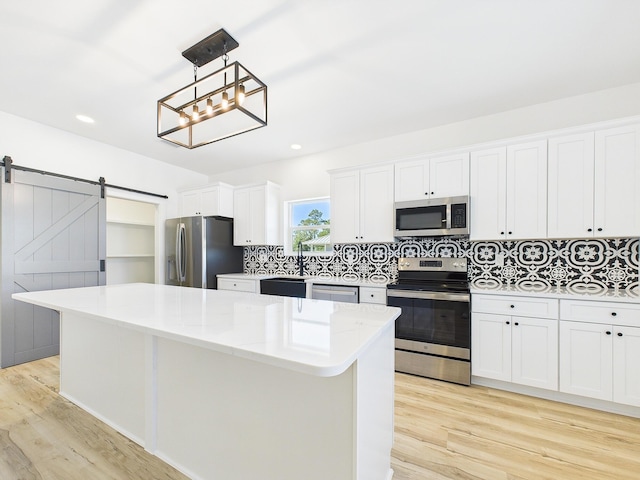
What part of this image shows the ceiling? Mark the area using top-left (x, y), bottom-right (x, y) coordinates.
top-left (2, 1), bottom-right (640, 176)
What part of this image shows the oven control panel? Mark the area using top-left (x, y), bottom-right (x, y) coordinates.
top-left (398, 257), bottom-right (467, 272)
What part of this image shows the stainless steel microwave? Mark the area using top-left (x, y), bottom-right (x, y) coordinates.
top-left (394, 195), bottom-right (470, 237)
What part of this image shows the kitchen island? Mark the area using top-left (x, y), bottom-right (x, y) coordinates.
top-left (13, 283), bottom-right (399, 480)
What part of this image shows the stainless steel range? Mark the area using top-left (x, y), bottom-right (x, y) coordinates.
top-left (386, 257), bottom-right (470, 385)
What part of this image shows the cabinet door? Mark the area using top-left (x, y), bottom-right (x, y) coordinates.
top-left (471, 313), bottom-right (511, 381)
top-left (199, 187), bottom-right (220, 217)
top-left (248, 187), bottom-right (266, 244)
top-left (506, 140), bottom-right (547, 240)
top-left (547, 132), bottom-right (595, 239)
top-left (360, 164), bottom-right (394, 243)
top-left (429, 152), bottom-right (469, 198)
top-left (180, 190), bottom-right (201, 216)
top-left (470, 147), bottom-right (506, 240)
top-left (559, 321), bottom-right (612, 401)
top-left (331, 171), bottom-right (360, 243)
top-left (511, 316), bottom-right (558, 390)
top-left (594, 124), bottom-right (640, 237)
top-left (613, 325), bottom-right (640, 407)
top-left (233, 188), bottom-right (253, 245)
top-left (394, 158), bottom-right (429, 201)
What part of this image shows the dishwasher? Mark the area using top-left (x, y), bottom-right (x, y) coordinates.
top-left (311, 284), bottom-right (359, 303)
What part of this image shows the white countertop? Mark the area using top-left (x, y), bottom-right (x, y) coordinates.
top-left (471, 284), bottom-right (640, 303)
top-left (217, 273), bottom-right (389, 288)
top-left (13, 283), bottom-right (400, 377)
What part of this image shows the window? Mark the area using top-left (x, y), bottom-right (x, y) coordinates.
top-left (286, 197), bottom-right (331, 255)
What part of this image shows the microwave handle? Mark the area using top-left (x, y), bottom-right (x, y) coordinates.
top-left (446, 203), bottom-right (451, 230)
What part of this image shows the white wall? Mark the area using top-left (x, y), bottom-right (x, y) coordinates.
top-left (0, 111), bottom-right (209, 283)
top-left (208, 82), bottom-right (640, 202)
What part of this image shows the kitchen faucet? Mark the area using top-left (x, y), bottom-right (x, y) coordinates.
top-left (297, 242), bottom-right (305, 276)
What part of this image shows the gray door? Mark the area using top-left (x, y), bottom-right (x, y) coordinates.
top-left (1, 169), bottom-right (106, 367)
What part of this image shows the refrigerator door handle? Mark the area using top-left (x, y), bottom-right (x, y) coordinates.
top-left (177, 223), bottom-right (187, 283)
top-left (175, 223), bottom-right (181, 283)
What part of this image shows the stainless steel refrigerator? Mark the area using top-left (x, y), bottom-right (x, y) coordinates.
top-left (165, 216), bottom-right (243, 289)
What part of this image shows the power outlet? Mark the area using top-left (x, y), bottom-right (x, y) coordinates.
top-left (495, 252), bottom-right (505, 267)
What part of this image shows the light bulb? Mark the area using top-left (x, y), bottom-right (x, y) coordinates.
top-left (237, 84), bottom-right (245, 105)
top-left (206, 98), bottom-right (213, 115)
top-left (179, 111), bottom-right (187, 126)
top-left (192, 104), bottom-right (200, 121)
top-left (221, 91), bottom-right (229, 110)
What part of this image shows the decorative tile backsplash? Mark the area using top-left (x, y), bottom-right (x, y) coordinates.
top-left (244, 237), bottom-right (639, 293)
top-left (470, 238), bottom-right (638, 293)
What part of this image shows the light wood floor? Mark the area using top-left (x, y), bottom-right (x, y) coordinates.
top-left (1, 358), bottom-right (639, 479)
top-left (392, 373), bottom-right (640, 480)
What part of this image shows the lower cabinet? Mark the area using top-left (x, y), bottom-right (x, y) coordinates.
top-left (217, 277), bottom-right (259, 293)
top-left (359, 286), bottom-right (386, 305)
top-left (472, 312), bottom-right (558, 390)
top-left (472, 293), bottom-right (640, 412)
top-left (559, 320), bottom-right (640, 407)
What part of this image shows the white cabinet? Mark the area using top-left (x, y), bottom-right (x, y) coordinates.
top-left (594, 125), bottom-right (640, 237)
top-left (470, 140), bottom-right (547, 241)
top-left (472, 312), bottom-right (511, 382)
top-left (613, 325), bottom-right (640, 407)
top-left (217, 277), bottom-right (259, 293)
top-left (330, 164), bottom-right (394, 244)
top-left (559, 320), bottom-right (613, 401)
top-left (472, 294), bottom-right (558, 390)
top-left (233, 182), bottom-right (281, 246)
top-left (547, 132), bottom-right (595, 238)
top-left (394, 153), bottom-right (469, 201)
top-left (106, 197), bottom-right (156, 285)
top-left (359, 286), bottom-right (387, 305)
top-left (559, 299), bottom-right (640, 406)
top-left (548, 125), bottom-right (640, 239)
top-left (179, 182), bottom-right (234, 217)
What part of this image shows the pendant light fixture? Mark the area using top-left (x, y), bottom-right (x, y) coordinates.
top-left (157, 29), bottom-right (267, 149)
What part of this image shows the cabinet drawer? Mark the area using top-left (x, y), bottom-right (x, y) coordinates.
top-left (217, 278), bottom-right (257, 293)
top-left (560, 299), bottom-right (640, 327)
top-left (359, 287), bottom-right (387, 305)
top-left (472, 294), bottom-right (558, 319)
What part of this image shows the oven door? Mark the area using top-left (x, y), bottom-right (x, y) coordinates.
top-left (387, 290), bottom-right (470, 360)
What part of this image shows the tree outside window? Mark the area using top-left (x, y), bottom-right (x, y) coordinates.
top-left (289, 198), bottom-right (331, 254)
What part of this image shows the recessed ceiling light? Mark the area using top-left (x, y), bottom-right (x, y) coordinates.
top-left (76, 114), bottom-right (95, 124)
top-left (290, 144), bottom-right (302, 150)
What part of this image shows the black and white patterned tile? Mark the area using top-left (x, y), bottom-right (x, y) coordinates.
top-left (243, 237), bottom-right (639, 292)
top-left (468, 238), bottom-right (638, 293)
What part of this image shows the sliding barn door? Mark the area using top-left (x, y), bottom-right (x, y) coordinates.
top-left (1, 169), bottom-right (106, 367)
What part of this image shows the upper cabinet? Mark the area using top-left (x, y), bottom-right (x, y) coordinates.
top-left (233, 182), bottom-right (281, 246)
top-left (179, 182), bottom-right (234, 217)
top-left (331, 164), bottom-right (394, 244)
top-left (394, 152), bottom-right (469, 202)
top-left (548, 125), bottom-right (640, 239)
top-left (470, 140), bottom-right (547, 241)
top-left (595, 125), bottom-right (640, 238)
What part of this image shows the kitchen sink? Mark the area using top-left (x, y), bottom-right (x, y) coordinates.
top-left (260, 277), bottom-right (307, 298)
